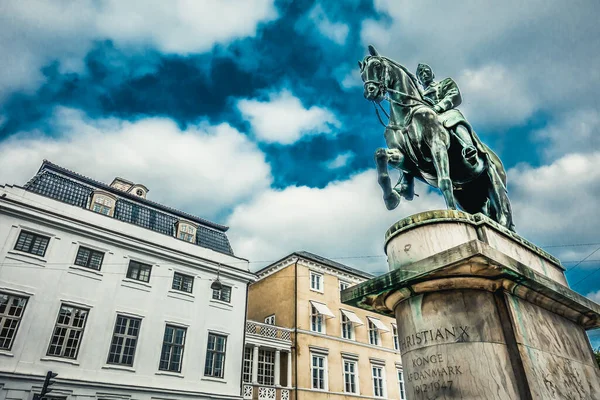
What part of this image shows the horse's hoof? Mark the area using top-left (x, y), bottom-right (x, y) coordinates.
top-left (384, 192), bottom-right (401, 210)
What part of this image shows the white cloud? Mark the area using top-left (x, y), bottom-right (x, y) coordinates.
top-left (0, 0), bottom-right (277, 99)
top-left (333, 65), bottom-right (363, 91)
top-left (0, 108), bottom-right (271, 218)
top-left (509, 152), bottom-right (600, 261)
top-left (325, 151), bottom-right (354, 169)
top-left (533, 109), bottom-right (600, 161)
top-left (237, 89), bottom-right (340, 145)
top-left (586, 290), bottom-right (600, 304)
top-left (308, 4), bottom-right (349, 45)
top-left (227, 170), bottom-right (445, 273)
top-left (458, 65), bottom-right (536, 127)
top-left (94, 0), bottom-right (277, 54)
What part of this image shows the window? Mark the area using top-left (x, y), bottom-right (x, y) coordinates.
top-left (311, 354), bottom-right (327, 390)
top-left (159, 325), bottom-right (186, 372)
top-left (339, 281), bottom-right (350, 292)
top-left (368, 320), bottom-right (380, 346)
top-left (372, 365), bottom-right (386, 398)
top-left (204, 333), bottom-right (227, 378)
top-left (92, 195), bottom-right (114, 216)
top-left (257, 349), bottom-right (275, 385)
top-left (212, 285), bottom-right (232, 303)
top-left (264, 315), bottom-right (275, 325)
top-left (126, 260), bottom-right (152, 283)
top-left (177, 222), bottom-right (196, 243)
top-left (172, 272), bottom-right (194, 293)
top-left (310, 305), bottom-right (324, 333)
top-left (0, 293), bottom-right (28, 350)
top-left (47, 305), bottom-right (89, 359)
top-left (14, 231), bottom-right (50, 257)
top-left (74, 246), bottom-right (104, 270)
top-left (343, 360), bottom-right (358, 393)
top-left (398, 369), bottom-right (406, 400)
top-left (341, 312), bottom-right (354, 340)
top-left (107, 315), bottom-right (141, 366)
top-left (242, 347), bottom-right (253, 383)
top-left (392, 324), bottom-right (399, 351)
top-left (310, 271), bottom-right (323, 292)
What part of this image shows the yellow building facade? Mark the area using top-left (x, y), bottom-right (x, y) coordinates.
top-left (244, 251), bottom-right (406, 400)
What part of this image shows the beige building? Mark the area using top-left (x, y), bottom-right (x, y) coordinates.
top-left (243, 251), bottom-right (406, 400)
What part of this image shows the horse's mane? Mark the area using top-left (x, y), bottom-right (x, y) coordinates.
top-left (380, 57), bottom-right (421, 91)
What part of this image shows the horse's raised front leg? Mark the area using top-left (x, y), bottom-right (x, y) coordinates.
top-left (375, 148), bottom-right (401, 210)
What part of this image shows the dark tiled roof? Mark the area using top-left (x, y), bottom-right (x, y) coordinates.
top-left (256, 251), bottom-right (375, 280)
top-left (24, 160), bottom-right (234, 256)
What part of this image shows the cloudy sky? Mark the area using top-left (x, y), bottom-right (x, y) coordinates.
top-left (1, 1), bottom-right (599, 341)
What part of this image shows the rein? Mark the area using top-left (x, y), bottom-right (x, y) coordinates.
top-left (363, 63), bottom-right (430, 128)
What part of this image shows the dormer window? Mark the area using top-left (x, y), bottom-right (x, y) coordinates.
top-left (90, 191), bottom-right (116, 216)
top-left (176, 221), bottom-right (197, 243)
top-left (128, 184), bottom-right (149, 199)
top-left (110, 177), bottom-right (133, 192)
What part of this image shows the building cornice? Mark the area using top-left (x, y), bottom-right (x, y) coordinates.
top-left (255, 255), bottom-right (368, 285)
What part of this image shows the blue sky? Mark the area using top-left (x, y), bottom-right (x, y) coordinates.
top-left (0, 1), bottom-right (599, 344)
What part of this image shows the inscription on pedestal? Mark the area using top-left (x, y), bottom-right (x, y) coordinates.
top-left (400, 325), bottom-right (469, 353)
top-left (400, 326), bottom-right (470, 397)
top-left (407, 352), bottom-right (463, 397)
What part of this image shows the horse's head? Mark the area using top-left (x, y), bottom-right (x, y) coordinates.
top-left (358, 45), bottom-right (389, 103)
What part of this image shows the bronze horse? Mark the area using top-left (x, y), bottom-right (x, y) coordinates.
top-left (359, 45), bottom-right (515, 231)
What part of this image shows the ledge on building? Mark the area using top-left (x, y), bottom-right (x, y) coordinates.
top-left (121, 278), bottom-right (152, 292)
top-left (0, 350), bottom-right (14, 358)
top-left (6, 250), bottom-right (47, 266)
top-left (155, 371), bottom-right (184, 378)
top-left (68, 265), bottom-right (104, 280)
top-left (209, 299), bottom-right (233, 310)
top-left (40, 356), bottom-right (80, 365)
top-left (201, 376), bottom-right (227, 384)
top-left (167, 290), bottom-right (195, 302)
top-left (102, 364), bottom-right (136, 373)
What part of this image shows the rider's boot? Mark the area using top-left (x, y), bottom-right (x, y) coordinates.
top-left (462, 146), bottom-right (478, 166)
top-left (455, 125), bottom-right (478, 166)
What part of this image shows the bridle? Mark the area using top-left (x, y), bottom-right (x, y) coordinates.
top-left (363, 57), bottom-right (429, 127)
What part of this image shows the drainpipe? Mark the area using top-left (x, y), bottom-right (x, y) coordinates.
top-left (294, 257), bottom-right (299, 399)
top-left (239, 281), bottom-right (250, 397)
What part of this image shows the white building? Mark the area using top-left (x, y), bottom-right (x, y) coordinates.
top-left (0, 161), bottom-right (255, 400)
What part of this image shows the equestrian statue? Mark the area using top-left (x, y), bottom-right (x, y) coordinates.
top-left (359, 45), bottom-right (515, 231)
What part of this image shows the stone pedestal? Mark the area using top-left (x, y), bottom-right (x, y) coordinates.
top-left (341, 210), bottom-right (600, 399)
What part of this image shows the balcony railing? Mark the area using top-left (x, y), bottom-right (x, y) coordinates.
top-left (243, 384), bottom-right (290, 400)
top-left (246, 321), bottom-right (292, 341)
